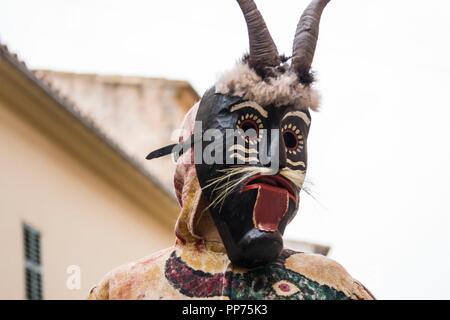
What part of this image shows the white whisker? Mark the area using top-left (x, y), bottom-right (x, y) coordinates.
top-left (202, 166), bottom-right (273, 211)
top-left (279, 168), bottom-right (306, 188)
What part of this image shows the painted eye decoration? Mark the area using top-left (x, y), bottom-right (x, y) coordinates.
top-left (282, 123), bottom-right (304, 155)
top-left (236, 113), bottom-right (264, 144)
top-left (272, 280), bottom-right (301, 297)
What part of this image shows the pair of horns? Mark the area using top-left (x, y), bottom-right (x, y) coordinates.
top-left (237, 0), bottom-right (330, 82)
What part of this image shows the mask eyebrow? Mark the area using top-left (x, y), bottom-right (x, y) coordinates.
top-left (282, 111), bottom-right (311, 126)
top-left (230, 101), bottom-right (268, 118)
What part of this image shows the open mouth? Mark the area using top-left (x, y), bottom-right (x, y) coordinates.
top-left (240, 174), bottom-right (298, 232)
top-left (241, 174), bottom-right (297, 202)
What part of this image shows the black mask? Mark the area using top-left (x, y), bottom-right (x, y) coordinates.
top-left (193, 87), bottom-right (310, 268)
top-left (146, 0), bottom-right (330, 268)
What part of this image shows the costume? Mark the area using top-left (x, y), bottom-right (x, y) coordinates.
top-left (88, 0), bottom-right (375, 300)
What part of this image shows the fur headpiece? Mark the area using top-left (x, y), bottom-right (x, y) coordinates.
top-left (215, 0), bottom-right (330, 111)
top-left (215, 61), bottom-right (320, 111)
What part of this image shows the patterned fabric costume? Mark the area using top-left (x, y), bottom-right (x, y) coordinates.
top-left (88, 0), bottom-right (375, 300)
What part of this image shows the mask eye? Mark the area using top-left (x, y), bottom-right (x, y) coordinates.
top-left (282, 124), bottom-right (304, 155)
top-left (237, 113), bottom-right (263, 142)
top-left (283, 131), bottom-right (298, 148)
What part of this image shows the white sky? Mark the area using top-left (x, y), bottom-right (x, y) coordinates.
top-left (1, 0), bottom-right (450, 299)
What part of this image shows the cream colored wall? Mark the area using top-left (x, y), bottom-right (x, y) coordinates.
top-left (0, 99), bottom-right (174, 300)
top-left (38, 71), bottom-right (198, 193)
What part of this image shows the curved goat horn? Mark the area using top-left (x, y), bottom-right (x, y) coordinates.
top-left (292, 0), bottom-right (330, 83)
top-left (237, 0), bottom-right (280, 76)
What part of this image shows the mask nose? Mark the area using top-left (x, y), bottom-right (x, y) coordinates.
top-left (263, 128), bottom-right (286, 170)
top-left (278, 129), bottom-right (287, 169)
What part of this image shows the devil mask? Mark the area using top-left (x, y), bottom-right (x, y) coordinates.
top-left (147, 0), bottom-right (330, 268)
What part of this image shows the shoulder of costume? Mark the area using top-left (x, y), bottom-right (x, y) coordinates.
top-left (284, 251), bottom-right (376, 300)
top-left (86, 246), bottom-right (175, 300)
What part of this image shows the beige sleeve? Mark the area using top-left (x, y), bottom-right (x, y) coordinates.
top-left (86, 279), bottom-right (110, 300)
top-left (350, 280), bottom-right (376, 300)
top-left (284, 253), bottom-right (376, 300)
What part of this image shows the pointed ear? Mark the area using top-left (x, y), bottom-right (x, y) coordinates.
top-left (145, 133), bottom-right (197, 160)
top-left (145, 143), bottom-right (178, 160)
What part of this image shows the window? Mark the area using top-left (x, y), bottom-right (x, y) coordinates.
top-left (23, 224), bottom-right (43, 300)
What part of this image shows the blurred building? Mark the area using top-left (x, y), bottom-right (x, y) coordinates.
top-left (36, 70), bottom-right (199, 192)
top-left (0, 43), bottom-right (184, 299)
top-left (0, 42), bottom-right (329, 300)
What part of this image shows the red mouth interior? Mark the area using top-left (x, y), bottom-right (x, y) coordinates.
top-left (241, 175), bottom-right (297, 232)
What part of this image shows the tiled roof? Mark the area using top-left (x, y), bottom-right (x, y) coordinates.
top-left (0, 42), bottom-right (175, 199)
